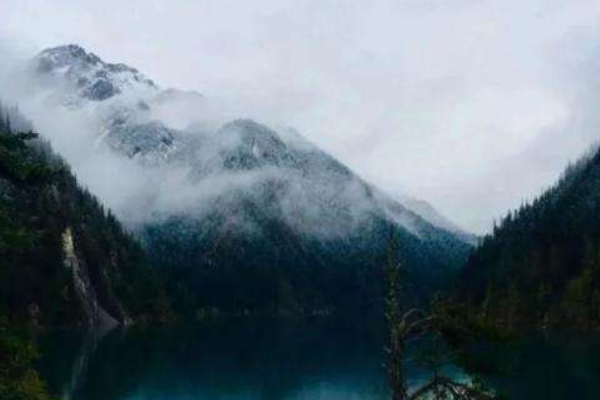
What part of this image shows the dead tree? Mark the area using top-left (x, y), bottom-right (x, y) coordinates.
top-left (384, 262), bottom-right (500, 400)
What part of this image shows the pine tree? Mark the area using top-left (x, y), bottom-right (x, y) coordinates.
top-left (5, 113), bottom-right (12, 134)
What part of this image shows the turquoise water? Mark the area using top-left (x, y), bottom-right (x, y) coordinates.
top-left (36, 320), bottom-right (600, 400)
top-left (37, 319), bottom-right (393, 400)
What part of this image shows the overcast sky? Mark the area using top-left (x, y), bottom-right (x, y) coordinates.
top-left (2, 0), bottom-right (600, 233)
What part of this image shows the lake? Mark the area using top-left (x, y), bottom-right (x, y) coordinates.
top-left (36, 319), bottom-right (600, 400)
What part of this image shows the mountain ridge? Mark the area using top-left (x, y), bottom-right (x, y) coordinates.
top-left (12, 44), bottom-right (475, 315)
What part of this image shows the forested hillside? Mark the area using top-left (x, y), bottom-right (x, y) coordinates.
top-left (21, 45), bottom-right (473, 319)
top-left (459, 145), bottom-right (600, 328)
top-left (0, 104), bottom-right (169, 327)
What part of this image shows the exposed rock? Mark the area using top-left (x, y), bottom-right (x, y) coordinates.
top-left (62, 227), bottom-right (118, 329)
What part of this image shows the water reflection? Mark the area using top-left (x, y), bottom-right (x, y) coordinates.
top-left (37, 324), bottom-right (116, 400)
top-left (36, 320), bottom-right (600, 400)
top-left (38, 319), bottom-right (392, 400)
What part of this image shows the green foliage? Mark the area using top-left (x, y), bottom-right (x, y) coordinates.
top-left (0, 107), bottom-right (170, 326)
top-left (384, 285), bottom-right (507, 399)
top-left (430, 298), bottom-right (513, 385)
top-left (459, 145), bottom-right (600, 329)
top-left (0, 131), bottom-right (55, 184)
top-left (141, 200), bottom-right (468, 318)
top-left (0, 101), bottom-right (174, 399)
top-left (0, 317), bottom-right (51, 400)
top-left (0, 208), bottom-right (37, 255)
top-left (432, 299), bottom-right (512, 347)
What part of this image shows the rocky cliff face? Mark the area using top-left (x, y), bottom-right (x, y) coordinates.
top-left (32, 44), bottom-right (157, 103)
top-left (26, 45), bottom-right (196, 165)
top-left (61, 227), bottom-right (121, 328)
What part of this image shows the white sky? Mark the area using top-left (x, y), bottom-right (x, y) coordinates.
top-left (3, 0), bottom-right (600, 233)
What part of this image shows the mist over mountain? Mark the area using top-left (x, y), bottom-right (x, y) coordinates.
top-left (397, 195), bottom-right (478, 245)
top-left (5, 44), bottom-right (474, 314)
top-left (0, 101), bottom-right (168, 328)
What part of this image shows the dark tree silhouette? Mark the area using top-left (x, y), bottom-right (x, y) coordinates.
top-left (384, 251), bottom-right (502, 400)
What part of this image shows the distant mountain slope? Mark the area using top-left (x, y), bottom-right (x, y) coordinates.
top-left (0, 103), bottom-right (168, 327)
top-left (140, 122), bottom-right (471, 314)
top-left (399, 196), bottom-right (478, 245)
top-left (15, 45), bottom-right (474, 315)
top-left (32, 44), bottom-right (158, 103)
top-left (26, 44), bottom-right (197, 164)
top-left (459, 145), bottom-right (600, 328)
top-left (138, 120), bottom-right (471, 314)
top-left (24, 45), bottom-right (472, 238)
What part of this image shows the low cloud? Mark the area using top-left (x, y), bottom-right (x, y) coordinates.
top-left (4, 1), bottom-right (600, 233)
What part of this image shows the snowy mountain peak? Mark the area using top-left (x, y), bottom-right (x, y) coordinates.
top-left (23, 45), bottom-right (475, 247)
top-left (33, 44), bottom-right (157, 102)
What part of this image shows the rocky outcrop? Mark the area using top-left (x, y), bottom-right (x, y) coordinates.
top-left (62, 227), bottom-right (119, 329)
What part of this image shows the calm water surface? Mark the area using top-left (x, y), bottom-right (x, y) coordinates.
top-left (36, 319), bottom-right (600, 400)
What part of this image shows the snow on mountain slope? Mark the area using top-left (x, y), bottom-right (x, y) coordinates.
top-left (18, 44), bottom-right (474, 251)
top-left (4, 43), bottom-right (479, 312)
top-left (32, 44), bottom-right (158, 103)
top-left (25, 45), bottom-right (195, 165)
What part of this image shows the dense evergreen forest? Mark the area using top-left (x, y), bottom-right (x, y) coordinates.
top-left (0, 102), bottom-right (175, 398)
top-left (142, 214), bottom-right (466, 319)
top-left (0, 105), bottom-right (170, 326)
top-left (459, 144), bottom-right (600, 328)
